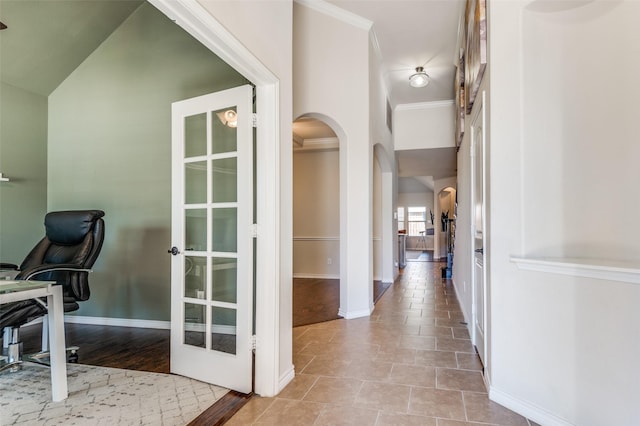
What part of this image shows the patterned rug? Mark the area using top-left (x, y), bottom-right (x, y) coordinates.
top-left (0, 363), bottom-right (228, 425)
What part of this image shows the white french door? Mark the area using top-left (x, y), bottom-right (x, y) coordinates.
top-left (170, 85), bottom-right (253, 393)
top-left (471, 92), bottom-right (487, 367)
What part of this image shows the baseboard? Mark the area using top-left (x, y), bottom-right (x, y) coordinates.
top-left (293, 273), bottom-right (340, 279)
top-left (489, 386), bottom-right (573, 426)
top-left (64, 315), bottom-right (171, 330)
top-left (451, 277), bottom-right (472, 329)
top-left (278, 364), bottom-right (295, 394)
top-left (338, 307), bottom-right (372, 319)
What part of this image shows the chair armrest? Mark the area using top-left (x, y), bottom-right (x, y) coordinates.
top-left (0, 263), bottom-right (19, 270)
top-left (20, 264), bottom-right (93, 280)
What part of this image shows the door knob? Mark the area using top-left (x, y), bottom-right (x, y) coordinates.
top-left (168, 246), bottom-right (180, 256)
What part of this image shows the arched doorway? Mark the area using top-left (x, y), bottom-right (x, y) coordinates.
top-left (291, 116), bottom-right (341, 326)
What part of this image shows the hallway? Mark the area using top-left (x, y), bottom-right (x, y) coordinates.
top-left (228, 261), bottom-right (536, 425)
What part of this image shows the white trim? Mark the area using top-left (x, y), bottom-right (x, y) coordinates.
top-left (185, 323), bottom-right (237, 335)
top-left (489, 386), bottom-right (574, 426)
top-left (510, 257), bottom-right (640, 285)
top-left (150, 0), bottom-right (281, 397)
top-left (293, 273), bottom-right (340, 279)
top-left (293, 236), bottom-right (339, 242)
top-left (149, 0), bottom-right (277, 86)
top-left (294, 137), bottom-right (339, 152)
top-left (294, 0), bottom-right (372, 30)
top-left (279, 365), bottom-right (295, 391)
top-left (369, 30), bottom-right (383, 64)
top-left (63, 316), bottom-right (235, 335)
top-left (338, 307), bottom-right (373, 319)
top-left (395, 100), bottom-right (455, 111)
top-left (64, 315), bottom-right (170, 330)
top-left (255, 81), bottom-right (283, 397)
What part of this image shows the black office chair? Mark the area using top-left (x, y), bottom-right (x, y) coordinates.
top-left (0, 210), bottom-right (105, 370)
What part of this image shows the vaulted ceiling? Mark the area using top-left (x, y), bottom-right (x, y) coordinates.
top-left (0, 0), bottom-right (142, 96)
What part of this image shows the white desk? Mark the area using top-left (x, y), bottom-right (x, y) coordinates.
top-left (0, 280), bottom-right (68, 401)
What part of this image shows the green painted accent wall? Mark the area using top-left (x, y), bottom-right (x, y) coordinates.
top-left (48, 3), bottom-right (245, 320)
top-left (0, 83), bottom-right (48, 264)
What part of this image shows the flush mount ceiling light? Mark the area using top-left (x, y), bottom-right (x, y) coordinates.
top-left (216, 109), bottom-right (238, 128)
top-left (409, 67), bottom-right (430, 88)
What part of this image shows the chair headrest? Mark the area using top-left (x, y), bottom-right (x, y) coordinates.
top-left (45, 210), bottom-right (105, 245)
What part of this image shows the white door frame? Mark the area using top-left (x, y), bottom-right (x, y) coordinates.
top-left (150, 0), bottom-right (282, 396)
top-left (470, 91), bottom-right (487, 367)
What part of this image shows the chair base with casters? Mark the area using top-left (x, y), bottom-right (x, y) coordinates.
top-left (0, 210), bottom-right (105, 373)
top-left (1, 322), bottom-right (81, 373)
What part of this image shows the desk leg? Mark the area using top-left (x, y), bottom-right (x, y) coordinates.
top-left (47, 285), bottom-right (68, 401)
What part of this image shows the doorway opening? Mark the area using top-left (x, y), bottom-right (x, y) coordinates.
top-left (292, 116), bottom-right (341, 327)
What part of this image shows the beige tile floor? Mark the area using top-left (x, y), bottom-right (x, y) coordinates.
top-left (228, 261), bottom-right (538, 425)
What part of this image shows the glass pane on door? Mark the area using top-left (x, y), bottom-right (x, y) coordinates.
top-left (184, 303), bottom-right (205, 348)
top-left (211, 306), bottom-right (237, 355)
top-left (212, 107), bottom-right (237, 154)
top-left (185, 161), bottom-right (207, 204)
top-left (184, 256), bottom-right (206, 299)
top-left (211, 208), bottom-right (237, 252)
top-left (185, 209), bottom-right (207, 251)
top-left (212, 157), bottom-right (237, 203)
top-left (211, 258), bottom-right (237, 304)
top-left (185, 113), bottom-right (207, 158)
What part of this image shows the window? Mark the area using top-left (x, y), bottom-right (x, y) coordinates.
top-left (407, 207), bottom-right (426, 236)
top-left (397, 207), bottom-right (405, 232)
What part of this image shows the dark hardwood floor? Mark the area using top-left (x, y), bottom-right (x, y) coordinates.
top-left (18, 322), bottom-right (171, 373)
top-left (292, 278), bottom-right (391, 327)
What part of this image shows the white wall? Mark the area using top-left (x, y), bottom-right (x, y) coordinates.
top-left (293, 2), bottom-right (373, 319)
top-left (398, 192), bottom-right (435, 212)
top-left (394, 101), bottom-right (456, 151)
top-left (487, 1), bottom-right (640, 425)
top-left (293, 149), bottom-right (340, 278)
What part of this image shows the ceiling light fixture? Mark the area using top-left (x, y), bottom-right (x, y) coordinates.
top-left (409, 67), bottom-right (430, 88)
top-left (216, 109), bottom-right (238, 128)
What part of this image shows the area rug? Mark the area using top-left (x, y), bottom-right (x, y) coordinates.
top-left (0, 363), bottom-right (228, 425)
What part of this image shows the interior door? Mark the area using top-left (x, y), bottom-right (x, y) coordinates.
top-left (471, 93), bottom-right (486, 367)
top-left (170, 85), bottom-right (253, 393)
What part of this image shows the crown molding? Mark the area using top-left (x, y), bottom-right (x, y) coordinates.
top-left (292, 133), bottom-right (304, 147)
top-left (294, 0), bottom-right (373, 30)
top-left (294, 137), bottom-right (339, 152)
top-left (395, 100), bottom-right (455, 111)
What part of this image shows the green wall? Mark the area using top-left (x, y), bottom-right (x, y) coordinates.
top-left (0, 82), bottom-right (48, 264)
top-left (47, 3), bottom-right (245, 320)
